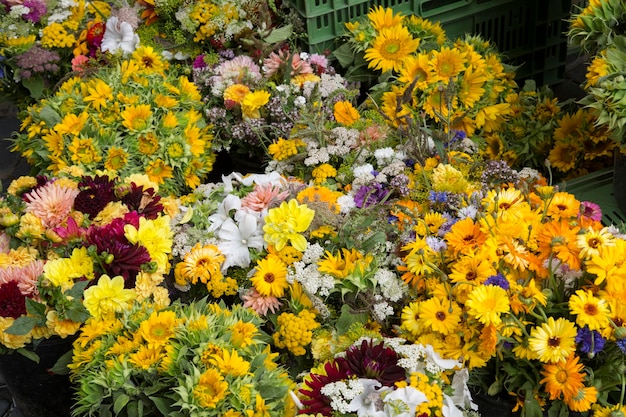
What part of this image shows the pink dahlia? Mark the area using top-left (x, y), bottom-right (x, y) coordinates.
top-left (24, 181), bottom-right (79, 228)
top-left (0, 259), bottom-right (43, 296)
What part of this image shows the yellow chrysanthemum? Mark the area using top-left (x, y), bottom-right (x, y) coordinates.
top-left (465, 284), bottom-right (510, 326)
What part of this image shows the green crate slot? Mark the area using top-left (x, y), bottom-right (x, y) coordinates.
top-left (564, 168), bottom-right (626, 227)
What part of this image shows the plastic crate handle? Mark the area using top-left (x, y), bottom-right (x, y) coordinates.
top-left (417, 0), bottom-right (473, 17)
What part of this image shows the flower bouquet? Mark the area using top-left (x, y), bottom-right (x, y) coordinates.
top-left (69, 297), bottom-right (294, 417)
top-left (0, 171), bottom-right (172, 358)
top-left (293, 332), bottom-right (478, 417)
top-left (192, 46), bottom-right (341, 163)
top-left (381, 154), bottom-right (626, 416)
top-left (11, 47), bottom-right (216, 196)
top-left (0, 0), bottom-right (114, 109)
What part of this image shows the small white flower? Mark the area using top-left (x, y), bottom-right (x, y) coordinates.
top-left (208, 194), bottom-right (241, 232)
top-left (217, 213), bottom-right (264, 271)
top-left (101, 16), bottom-right (140, 55)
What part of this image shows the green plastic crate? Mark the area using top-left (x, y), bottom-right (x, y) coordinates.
top-left (289, 0), bottom-right (571, 85)
top-left (564, 168), bottom-right (626, 226)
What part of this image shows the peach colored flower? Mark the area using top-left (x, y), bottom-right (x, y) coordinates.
top-left (240, 184), bottom-right (289, 213)
top-left (0, 259), bottom-right (44, 296)
top-left (24, 182), bottom-right (79, 229)
top-left (241, 288), bottom-right (282, 316)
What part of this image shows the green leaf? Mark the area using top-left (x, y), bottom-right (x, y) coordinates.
top-left (114, 394), bottom-right (130, 415)
top-left (361, 230), bottom-right (387, 252)
top-left (149, 396), bottom-right (173, 415)
top-left (333, 43), bottom-right (356, 68)
top-left (335, 304), bottom-right (368, 334)
top-left (37, 105), bottom-right (62, 127)
top-left (66, 279), bottom-right (90, 299)
top-left (263, 24), bottom-right (293, 44)
top-left (49, 349), bottom-right (73, 375)
top-left (22, 76), bottom-right (45, 99)
top-left (5, 315), bottom-right (38, 335)
top-left (16, 347), bottom-right (40, 363)
top-left (25, 297), bottom-right (47, 317)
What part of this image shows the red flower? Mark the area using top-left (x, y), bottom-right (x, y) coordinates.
top-left (298, 359), bottom-right (352, 416)
top-left (0, 281), bottom-right (27, 319)
top-left (74, 175), bottom-right (117, 219)
top-left (86, 21), bottom-right (105, 48)
top-left (120, 183), bottom-right (163, 220)
top-left (343, 339), bottom-right (406, 386)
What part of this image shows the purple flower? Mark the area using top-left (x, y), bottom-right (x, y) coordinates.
top-left (580, 201), bottom-right (602, 222)
top-left (353, 183), bottom-right (390, 208)
top-left (193, 54), bottom-right (208, 69)
top-left (617, 338), bottom-right (626, 354)
top-left (575, 326), bottom-right (606, 355)
top-left (485, 273), bottom-right (510, 290)
top-left (426, 236), bottom-right (447, 252)
top-left (22, 0), bottom-right (46, 23)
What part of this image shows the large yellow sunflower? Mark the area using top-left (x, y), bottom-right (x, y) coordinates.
top-left (429, 46), bottom-right (466, 82)
top-left (364, 25), bottom-right (420, 73)
top-left (367, 5), bottom-right (404, 30)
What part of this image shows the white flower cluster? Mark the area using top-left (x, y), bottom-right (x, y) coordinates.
top-left (321, 379), bottom-right (366, 414)
top-left (47, 0), bottom-right (78, 23)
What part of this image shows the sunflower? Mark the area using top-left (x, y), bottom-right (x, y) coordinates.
top-left (104, 147), bottom-right (128, 171)
top-left (396, 53), bottom-right (433, 90)
top-left (429, 46), bottom-right (466, 82)
top-left (457, 66), bottom-right (486, 108)
top-left (193, 368), bottom-right (229, 409)
top-left (209, 349), bottom-right (251, 377)
top-left (54, 112), bottom-right (89, 136)
top-left (549, 141), bottom-right (582, 173)
top-left (145, 159), bottom-right (174, 184)
top-left (250, 255), bottom-right (288, 297)
top-left (528, 317), bottom-right (577, 363)
top-left (568, 289), bottom-right (610, 331)
top-left (121, 104), bottom-right (152, 131)
top-left (367, 5), bottom-right (404, 30)
top-left (364, 25), bottom-right (420, 73)
top-left (540, 354), bottom-right (585, 400)
top-left (418, 296), bottom-right (461, 335)
top-left (132, 46), bottom-right (167, 74)
top-left (138, 310), bottom-right (178, 345)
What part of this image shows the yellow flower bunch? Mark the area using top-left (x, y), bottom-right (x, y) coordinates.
top-left (70, 298), bottom-right (293, 416)
top-left (0, 0), bottom-right (112, 107)
top-left (12, 47), bottom-right (216, 196)
top-left (273, 309), bottom-right (320, 356)
top-left (393, 155), bottom-right (626, 416)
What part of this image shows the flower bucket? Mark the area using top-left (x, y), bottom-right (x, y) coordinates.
top-left (0, 337), bottom-right (74, 417)
top-left (613, 148), bottom-right (626, 216)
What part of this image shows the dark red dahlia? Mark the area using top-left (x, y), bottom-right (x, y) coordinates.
top-left (120, 183), bottom-right (163, 220)
top-left (74, 175), bottom-right (117, 219)
top-left (86, 219), bottom-right (151, 285)
top-left (0, 281), bottom-right (27, 319)
top-left (343, 339), bottom-right (405, 386)
top-left (298, 358), bottom-right (352, 416)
